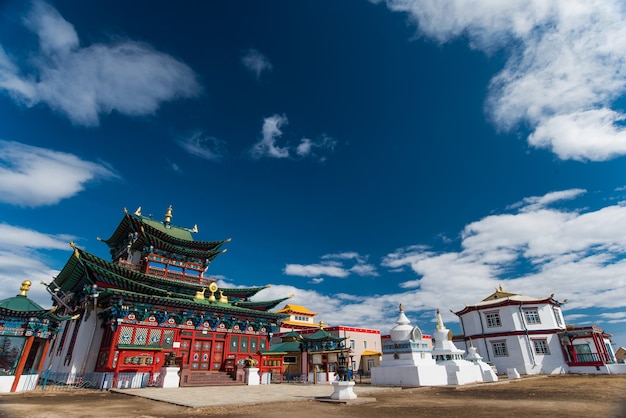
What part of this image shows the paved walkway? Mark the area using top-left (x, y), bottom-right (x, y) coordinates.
top-left (111, 384), bottom-right (401, 408)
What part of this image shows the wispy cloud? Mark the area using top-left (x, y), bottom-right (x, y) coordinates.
top-left (285, 252), bottom-right (378, 279)
top-left (0, 223), bottom-right (75, 307)
top-left (177, 131), bottom-right (227, 162)
top-left (248, 114), bottom-right (337, 161)
top-left (0, 0), bottom-right (201, 126)
top-left (380, 0), bottom-right (626, 161)
top-left (296, 135), bottom-right (337, 162)
top-left (0, 140), bottom-right (118, 207)
top-left (241, 48), bottom-right (273, 79)
top-left (249, 114), bottom-right (290, 159)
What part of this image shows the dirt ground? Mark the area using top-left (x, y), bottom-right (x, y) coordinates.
top-left (1, 374), bottom-right (625, 418)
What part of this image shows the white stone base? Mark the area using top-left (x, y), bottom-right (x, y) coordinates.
top-left (330, 381), bottom-right (357, 400)
top-left (507, 368), bottom-right (521, 379)
top-left (245, 367), bottom-right (260, 385)
top-left (158, 366), bottom-right (180, 388)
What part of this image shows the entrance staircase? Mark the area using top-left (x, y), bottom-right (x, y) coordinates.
top-left (179, 368), bottom-right (244, 387)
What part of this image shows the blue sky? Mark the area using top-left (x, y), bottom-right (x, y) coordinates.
top-left (2, 0), bottom-right (626, 348)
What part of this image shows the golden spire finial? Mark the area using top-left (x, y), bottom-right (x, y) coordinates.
top-left (69, 241), bottom-right (80, 258)
top-left (18, 280), bottom-right (32, 297)
top-left (499, 284), bottom-right (504, 292)
top-left (319, 321), bottom-right (325, 329)
top-left (164, 205), bottom-right (173, 224)
top-left (399, 303), bottom-right (404, 312)
top-left (134, 206), bottom-right (142, 216)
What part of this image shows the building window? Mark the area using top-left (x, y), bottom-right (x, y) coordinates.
top-left (363, 341), bottom-right (367, 349)
top-left (349, 340), bottom-right (355, 349)
top-left (553, 307), bottom-right (563, 327)
top-left (485, 311), bottom-right (502, 327)
top-left (523, 309), bottom-right (541, 325)
top-left (533, 339), bottom-right (550, 355)
top-left (491, 340), bottom-right (508, 357)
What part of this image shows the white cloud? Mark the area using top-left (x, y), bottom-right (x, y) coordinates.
top-left (509, 189), bottom-right (586, 212)
top-left (249, 114), bottom-right (290, 159)
top-left (177, 131), bottom-right (227, 162)
top-left (241, 48), bottom-right (273, 79)
top-left (248, 115), bottom-right (337, 161)
top-left (0, 222), bottom-right (76, 307)
top-left (0, 223), bottom-right (73, 250)
top-left (284, 263), bottom-right (350, 278)
top-left (0, 0), bottom-right (201, 126)
top-left (296, 135), bottom-right (337, 162)
top-left (0, 140), bottom-right (118, 206)
top-left (286, 252), bottom-right (379, 279)
top-left (381, 0), bottom-right (626, 161)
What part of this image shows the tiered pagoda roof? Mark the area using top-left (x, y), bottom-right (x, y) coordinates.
top-left (49, 246), bottom-right (287, 322)
top-left (100, 207), bottom-right (230, 264)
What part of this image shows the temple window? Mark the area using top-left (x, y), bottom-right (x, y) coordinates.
top-left (349, 340), bottom-right (355, 349)
top-left (523, 308), bottom-right (541, 325)
top-left (491, 340), bottom-right (508, 357)
top-left (533, 339), bottom-right (550, 355)
top-left (484, 311), bottom-right (502, 328)
top-left (553, 307), bottom-right (564, 327)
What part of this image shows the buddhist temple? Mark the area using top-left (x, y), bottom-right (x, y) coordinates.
top-left (42, 207), bottom-right (290, 388)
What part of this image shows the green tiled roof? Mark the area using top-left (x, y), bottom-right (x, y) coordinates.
top-left (51, 247), bottom-right (289, 321)
top-left (0, 295), bottom-right (46, 313)
top-left (266, 340), bottom-right (302, 353)
top-left (141, 216), bottom-right (193, 240)
top-left (233, 296), bottom-right (291, 311)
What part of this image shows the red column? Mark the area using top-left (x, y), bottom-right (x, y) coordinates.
top-left (37, 339), bottom-right (52, 375)
top-left (11, 336), bottom-right (35, 392)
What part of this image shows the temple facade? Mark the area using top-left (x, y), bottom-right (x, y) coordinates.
top-left (42, 207), bottom-right (289, 388)
top-left (454, 286), bottom-right (626, 375)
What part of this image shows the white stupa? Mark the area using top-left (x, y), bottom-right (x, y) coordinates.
top-left (371, 304), bottom-right (448, 386)
top-left (431, 309), bottom-right (498, 384)
top-left (371, 305), bottom-right (498, 387)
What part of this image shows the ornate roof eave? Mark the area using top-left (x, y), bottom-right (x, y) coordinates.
top-left (73, 248), bottom-right (209, 296)
top-left (221, 286), bottom-right (271, 300)
top-left (453, 297), bottom-right (562, 316)
top-left (100, 210), bottom-right (230, 252)
top-left (139, 217), bottom-right (229, 251)
top-left (139, 232), bottom-right (226, 260)
top-left (99, 287), bottom-right (288, 320)
top-left (233, 295), bottom-right (292, 312)
top-left (302, 329), bottom-right (346, 342)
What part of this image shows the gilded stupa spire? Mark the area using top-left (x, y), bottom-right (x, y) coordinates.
top-left (18, 280), bottom-right (32, 297)
top-left (164, 205), bottom-right (173, 225)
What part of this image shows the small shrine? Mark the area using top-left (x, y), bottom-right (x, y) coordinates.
top-left (0, 281), bottom-right (72, 392)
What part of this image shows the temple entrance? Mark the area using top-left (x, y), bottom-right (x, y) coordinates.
top-left (179, 333), bottom-right (225, 372)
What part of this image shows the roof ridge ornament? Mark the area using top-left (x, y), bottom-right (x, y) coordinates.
top-left (164, 205), bottom-right (173, 226)
top-left (18, 280), bottom-right (32, 297)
